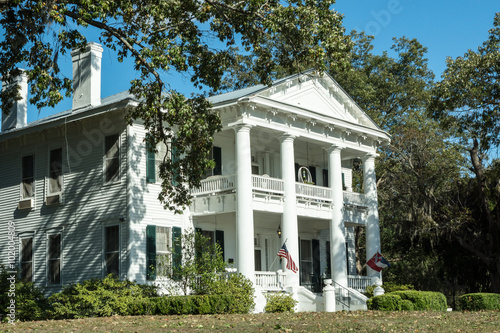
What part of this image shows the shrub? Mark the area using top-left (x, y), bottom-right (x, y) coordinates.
top-left (150, 294), bottom-right (235, 315)
top-left (400, 299), bottom-right (414, 311)
top-left (264, 292), bottom-right (297, 313)
top-left (391, 290), bottom-right (447, 311)
top-left (0, 268), bottom-right (49, 322)
top-left (47, 275), bottom-right (158, 319)
top-left (365, 283), bottom-right (414, 298)
top-left (204, 273), bottom-right (255, 313)
top-left (459, 293), bottom-right (500, 310)
top-left (367, 294), bottom-right (403, 311)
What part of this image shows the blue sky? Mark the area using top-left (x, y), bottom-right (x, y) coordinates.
top-left (25, 1), bottom-right (499, 123)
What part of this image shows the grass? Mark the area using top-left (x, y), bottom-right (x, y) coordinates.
top-left (1, 311), bottom-right (499, 332)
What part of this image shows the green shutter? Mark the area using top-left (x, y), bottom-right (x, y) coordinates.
top-left (172, 227), bottom-right (182, 279)
top-left (146, 142), bottom-right (156, 183)
top-left (215, 230), bottom-right (225, 260)
top-left (146, 225), bottom-right (156, 280)
top-left (342, 173), bottom-right (345, 190)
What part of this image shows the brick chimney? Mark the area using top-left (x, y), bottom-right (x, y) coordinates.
top-left (1, 70), bottom-right (28, 132)
top-left (71, 42), bottom-right (103, 110)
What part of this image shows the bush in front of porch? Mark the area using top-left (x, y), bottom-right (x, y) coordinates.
top-left (367, 290), bottom-right (447, 311)
top-left (459, 293), bottom-right (500, 310)
top-left (264, 292), bottom-right (297, 313)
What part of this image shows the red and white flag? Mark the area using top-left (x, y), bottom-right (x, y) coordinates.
top-left (277, 242), bottom-right (298, 273)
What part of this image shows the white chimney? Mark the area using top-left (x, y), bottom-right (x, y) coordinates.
top-left (71, 42), bottom-right (103, 110)
top-left (1, 70), bottom-right (28, 132)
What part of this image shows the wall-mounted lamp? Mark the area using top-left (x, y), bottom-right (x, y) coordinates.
top-left (119, 216), bottom-right (126, 222)
top-left (277, 225), bottom-right (282, 239)
top-left (353, 157), bottom-right (362, 170)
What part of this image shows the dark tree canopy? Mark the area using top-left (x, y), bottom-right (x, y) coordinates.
top-left (0, 0), bottom-right (351, 211)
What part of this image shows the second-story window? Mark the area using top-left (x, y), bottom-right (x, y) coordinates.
top-left (49, 148), bottom-right (62, 194)
top-left (205, 146), bottom-right (222, 178)
top-left (146, 140), bottom-right (167, 184)
top-left (21, 155), bottom-right (34, 198)
top-left (104, 134), bottom-right (120, 184)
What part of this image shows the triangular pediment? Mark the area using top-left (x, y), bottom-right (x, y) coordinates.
top-left (253, 72), bottom-right (379, 130)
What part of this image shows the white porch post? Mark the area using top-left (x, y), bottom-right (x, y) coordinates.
top-left (234, 124), bottom-right (255, 283)
top-left (279, 134), bottom-right (300, 287)
top-left (327, 145), bottom-right (348, 287)
top-left (363, 154), bottom-right (382, 283)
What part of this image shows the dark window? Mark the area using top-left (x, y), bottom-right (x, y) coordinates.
top-left (21, 237), bottom-right (33, 282)
top-left (323, 169), bottom-right (329, 187)
top-left (205, 146), bottom-right (222, 177)
top-left (22, 155), bottom-right (34, 198)
top-left (49, 149), bottom-right (62, 194)
top-left (105, 225), bottom-right (119, 276)
top-left (48, 234), bottom-right (61, 284)
top-left (104, 135), bottom-right (120, 183)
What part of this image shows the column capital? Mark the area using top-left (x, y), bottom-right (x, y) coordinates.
top-left (278, 132), bottom-right (296, 143)
top-left (325, 144), bottom-right (344, 154)
top-left (362, 153), bottom-right (379, 162)
top-left (231, 123), bottom-right (253, 133)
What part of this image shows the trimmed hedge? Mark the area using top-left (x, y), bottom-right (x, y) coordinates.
top-left (265, 292), bottom-right (297, 313)
top-left (368, 290), bottom-right (447, 311)
top-left (151, 294), bottom-right (238, 315)
top-left (367, 294), bottom-right (403, 311)
top-left (460, 293), bottom-right (500, 311)
top-left (391, 291), bottom-right (447, 311)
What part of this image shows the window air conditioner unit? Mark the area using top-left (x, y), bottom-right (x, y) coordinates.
top-left (45, 194), bottom-right (61, 206)
top-left (18, 198), bottom-right (34, 210)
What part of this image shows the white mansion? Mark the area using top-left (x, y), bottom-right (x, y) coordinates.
top-left (0, 43), bottom-right (390, 311)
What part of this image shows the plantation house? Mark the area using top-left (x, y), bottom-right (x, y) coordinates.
top-left (0, 43), bottom-right (390, 311)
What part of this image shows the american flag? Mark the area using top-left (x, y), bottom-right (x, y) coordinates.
top-left (366, 251), bottom-right (390, 272)
top-left (277, 242), bottom-right (298, 273)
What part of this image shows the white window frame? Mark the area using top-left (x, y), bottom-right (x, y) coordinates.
top-left (19, 232), bottom-right (35, 283)
top-left (20, 153), bottom-right (35, 200)
top-left (103, 134), bottom-right (121, 185)
top-left (155, 226), bottom-right (172, 277)
top-left (46, 230), bottom-right (63, 285)
top-left (47, 147), bottom-right (63, 195)
top-left (103, 224), bottom-right (121, 277)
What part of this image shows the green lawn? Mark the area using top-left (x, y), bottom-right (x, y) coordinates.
top-left (1, 311), bottom-right (499, 332)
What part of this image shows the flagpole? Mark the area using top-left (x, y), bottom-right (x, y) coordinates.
top-left (269, 238), bottom-right (288, 271)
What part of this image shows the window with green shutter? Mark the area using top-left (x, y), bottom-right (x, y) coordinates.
top-left (146, 225), bottom-right (156, 280)
top-left (172, 226), bottom-right (182, 280)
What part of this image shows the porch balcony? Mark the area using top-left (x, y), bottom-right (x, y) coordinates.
top-left (191, 174), bottom-right (368, 208)
top-left (254, 271), bottom-right (372, 293)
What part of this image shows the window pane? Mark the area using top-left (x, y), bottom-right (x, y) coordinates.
top-left (49, 259), bottom-right (60, 284)
top-left (21, 262), bottom-right (32, 282)
top-left (49, 234), bottom-right (61, 259)
top-left (21, 238), bottom-right (32, 262)
top-left (49, 149), bottom-right (62, 193)
top-left (22, 155), bottom-right (34, 198)
top-left (156, 226), bottom-right (170, 252)
top-left (301, 239), bottom-right (312, 261)
top-left (105, 226), bottom-right (119, 252)
top-left (105, 135), bottom-right (120, 183)
top-left (106, 253), bottom-right (119, 275)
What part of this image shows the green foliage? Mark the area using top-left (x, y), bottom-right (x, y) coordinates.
top-left (391, 290), bottom-right (447, 311)
top-left (0, 0), bottom-right (352, 212)
top-left (0, 269), bottom-right (48, 322)
top-left (204, 273), bottom-right (255, 314)
top-left (367, 294), bottom-right (403, 311)
top-left (264, 292), bottom-right (297, 313)
top-left (368, 290), bottom-right (447, 311)
top-left (47, 275), bottom-right (158, 319)
top-left (459, 293), bottom-right (500, 311)
top-left (365, 283), bottom-right (414, 298)
top-left (165, 229), bottom-right (226, 296)
top-left (150, 294), bottom-right (237, 315)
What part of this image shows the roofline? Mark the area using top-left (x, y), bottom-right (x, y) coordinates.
top-left (0, 97), bottom-right (137, 143)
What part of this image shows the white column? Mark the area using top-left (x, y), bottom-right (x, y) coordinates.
top-left (327, 145), bottom-right (348, 287)
top-left (363, 154), bottom-right (382, 282)
top-left (279, 134), bottom-right (300, 287)
top-left (234, 124), bottom-right (255, 282)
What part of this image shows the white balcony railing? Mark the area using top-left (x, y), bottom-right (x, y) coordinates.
top-left (348, 275), bottom-right (373, 292)
top-left (255, 270), bottom-right (286, 291)
top-left (252, 175), bottom-right (284, 194)
top-left (296, 182), bottom-right (333, 202)
top-left (191, 175), bottom-right (235, 196)
top-left (343, 191), bottom-right (368, 207)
